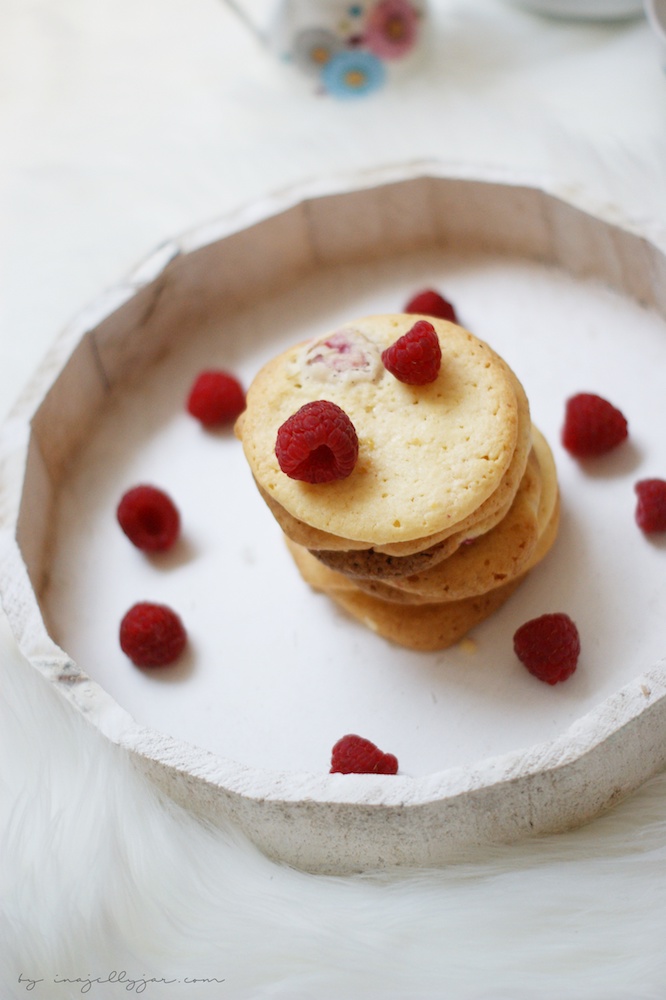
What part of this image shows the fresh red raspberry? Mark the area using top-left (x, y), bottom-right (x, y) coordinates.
top-left (119, 602), bottom-right (187, 667)
top-left (187, 369), bottom-right (245, 426)
top-left (404, 288), bottom-right (458, 324)
top-left (117, 485), bottom-right (180, 552)
top-left (635, 479), bottom-right (666, 533)
top-left (275, 400), bottom-right (359, 483)
top-left (513, 613), bottom-right (580, 685)
top-left (561, 393), bottom-right (628, 457)
top-left (381, 319), bottom-right (442, 385)
top-left (330, 734), bottom-right (398, 774)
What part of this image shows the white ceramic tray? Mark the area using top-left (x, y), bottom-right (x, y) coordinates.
top-left (2, 163), bottom-right (666, 874)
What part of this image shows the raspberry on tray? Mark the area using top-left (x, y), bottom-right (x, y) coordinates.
top-left (187, 369), bottom-right (246, 427)
top-left (119, 602), bottom-right (187, 668)
top-left (404, 288), bottom-right (459, 324)
top-left (635, 478), bottom-right (666, 534)
top-left (330, 734), bottom-right (399, 774)
top-left (117, 485), bottom-right (180, 552)
top-left (513, 612), bottom-right (580, 685)
top-left (561, 392), bottom-right (628, 458)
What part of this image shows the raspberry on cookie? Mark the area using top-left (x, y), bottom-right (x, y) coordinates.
top-left (275, 400), bottom-right (359, 483)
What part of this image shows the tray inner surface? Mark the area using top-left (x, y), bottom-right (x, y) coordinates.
top-left (18, 177), bottom-right (666, 780)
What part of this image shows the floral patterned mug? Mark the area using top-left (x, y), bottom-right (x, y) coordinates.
top-left (222, 0), bottom-right (431, 98)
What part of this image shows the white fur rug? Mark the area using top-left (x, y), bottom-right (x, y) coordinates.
top-left (2, 612), bottom-right (666, 1000)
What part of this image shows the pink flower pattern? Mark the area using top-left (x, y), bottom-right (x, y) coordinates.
top-left (363, 0), bottom-right (420, 60)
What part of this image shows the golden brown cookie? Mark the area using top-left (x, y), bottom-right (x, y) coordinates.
top-left (237, 315), bottom-right (527, 548)
top-left (324, 576), bottom-right (527, 651)
top-left (528, 425), bottom-right (559, 550)
top-left (356, 440), bottom-right (543, 603)
top-left (249, 356), bottom-right (531, 559)
top-left (352, 425), bottom-right (559, 601)
top-left (285, 493), bottom-right (559, 651)
top-left (309, 531), bottom-right (468, 580)
top-left (285, 538), bottom-right (526, 652)
top-left (255, 464), bottom-right (517, 556)
top-left (521, 425), bottom-right (560, 572)
top-left (285, 536), bottom-right (358, 593)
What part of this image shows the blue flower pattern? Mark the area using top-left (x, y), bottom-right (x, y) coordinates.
top-left (321, 49), bottom-right (386, 98)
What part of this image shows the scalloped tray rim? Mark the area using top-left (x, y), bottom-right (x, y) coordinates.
top-left (2, 159), bottom-right (666, 870)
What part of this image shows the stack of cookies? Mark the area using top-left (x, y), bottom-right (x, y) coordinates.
top-left (236, 314), bottom-right (559, 651)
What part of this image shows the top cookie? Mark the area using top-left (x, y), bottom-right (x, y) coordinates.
top-left (256, 360), bottom-right (531, 558)
top-left (236, 315), bottom-right (525, 547)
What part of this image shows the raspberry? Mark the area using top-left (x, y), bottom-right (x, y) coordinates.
top-left (513, 613), bottom-right (580, 685)
top-left (635, 479), bottom-right (666, 533)
top-left (561, 393), bottom-right (628, 457)
top-left (381, 320), bottom-right (442, 385)
top-left (117, 485), bottom-right (180, 552)
top-left (330, 734), bottom-right (398, 774)
top-left (187, 369), bottom-right (245, 426)
top-left (119, 602), bottom-right (187, 667)
top-left (275, 400), bottom-right (359, 483)
top-left (404, 288), bottom-right (458, 324)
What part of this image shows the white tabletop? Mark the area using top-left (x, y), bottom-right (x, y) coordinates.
top-left (2, 1), bottom-right (666, 996)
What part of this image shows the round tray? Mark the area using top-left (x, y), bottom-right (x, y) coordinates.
top-left (2, 163), bottom-right (666, 874)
